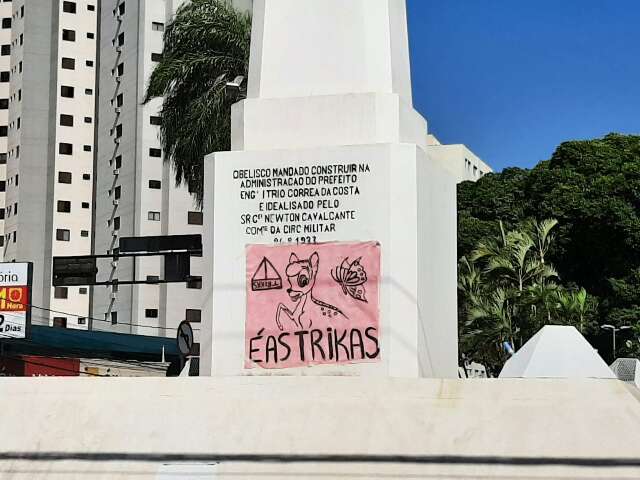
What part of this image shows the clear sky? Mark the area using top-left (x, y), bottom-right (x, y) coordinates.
top-left (407, 0), bottom-right (640, 171)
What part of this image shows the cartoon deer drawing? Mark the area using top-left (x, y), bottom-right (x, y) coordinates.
top-left (276, 252), bottom-right (345, 331)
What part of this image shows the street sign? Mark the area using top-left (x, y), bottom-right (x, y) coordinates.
top-left (0, 262), bottom-right (32, 339)
top-left (177, 321), bottom-right (194, 357)
top-left (52, 256), bottom-right (98, 287)
top-left (120, 235), bottom-right (202, 254)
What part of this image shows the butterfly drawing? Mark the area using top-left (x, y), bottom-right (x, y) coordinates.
top-left (331, 257), bottom-right (368, 303)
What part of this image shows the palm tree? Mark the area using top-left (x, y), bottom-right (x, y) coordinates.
top-left (526, 218), bottom-right (558, 266)
top-left (144, 0), bottom-right (252, 205)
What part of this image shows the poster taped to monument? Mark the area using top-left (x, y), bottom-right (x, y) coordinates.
top-left (246, 241), bottom-right (381, 369)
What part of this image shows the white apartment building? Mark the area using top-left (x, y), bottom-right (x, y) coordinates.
top-left (0, 1), bottom-right (11, 262)
top-left (3, 0), bottom-right (97, 329)
top-left (427, 133), bottom-right (492, 183)
top-left (93, 0), bottom-right (205, 336)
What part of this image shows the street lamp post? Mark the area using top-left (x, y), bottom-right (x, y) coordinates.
top-left (601, 324), bottom-right (631, 359)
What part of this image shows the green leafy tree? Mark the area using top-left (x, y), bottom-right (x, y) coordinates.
top-left (459, 219), bottom-right (595, 372)
top-left (144, 0), bottom-right (251, 204)
top-left (458, 134), bottom-right (640, 361)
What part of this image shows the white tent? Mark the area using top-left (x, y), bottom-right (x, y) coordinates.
top-left (610, 358), bottom-right (640, 388)
top-left (499, 325), bottom-right (616, 379)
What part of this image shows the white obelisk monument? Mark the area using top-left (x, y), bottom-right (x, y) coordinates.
top-left (201, 0), bottom-right (458, 378)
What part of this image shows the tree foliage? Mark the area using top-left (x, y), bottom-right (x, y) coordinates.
top-left (459, 220), bottom-right (597, 374)
top-left (144, 0), bottom-right (251, 205)
top-left (458, 134), bottom-right (640, 364)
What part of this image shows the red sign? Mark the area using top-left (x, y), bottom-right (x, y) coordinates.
top-left (0, 286), bottom-right (28, 311)
top-left (0, 356), bottom-right (79, 376)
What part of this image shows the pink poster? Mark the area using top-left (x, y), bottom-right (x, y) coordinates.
top-left (245, 242), bottom-right (381, 369)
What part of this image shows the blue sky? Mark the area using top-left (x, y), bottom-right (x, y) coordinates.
top-left (407, 0), bottom-right (640, 171)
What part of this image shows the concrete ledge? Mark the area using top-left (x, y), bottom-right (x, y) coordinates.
top-left (231, 93), bottom-right (427, 152)
top-left (0, 377), bottom-right (639, 478)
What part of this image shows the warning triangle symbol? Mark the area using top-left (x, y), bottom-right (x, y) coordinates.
top-left (251, 257), bottom-right (282, 291)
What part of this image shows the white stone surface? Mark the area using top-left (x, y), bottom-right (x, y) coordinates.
top-left (248, 0), bottom-right (412, 102)
top-left (0, 377), bottom-right (639, 479)
top-left (500, 325), bottom-right (617, 379)
top-left (202, 0), bottom-right (458, 378)
top-left (203, 143), bottom-right (456, 378)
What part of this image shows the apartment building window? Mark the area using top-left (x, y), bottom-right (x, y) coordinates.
top-left (0, 153), bottom-right (6, 164)
top-left (115, 93), bottom-right (123, 107)
top-left (114, 186), bottom-right (121, 199)
top-left (78, 317), bottom-right (86, 325)
top-left (59, 143), bottom-right (73, 155)
top-left (53, 317), bottom-right (68, 328)
top-left (16, 117), bottom-right (19, 129)
top-left (79, 288), bottom-right (87, 294)
top-left (19, 34), bottom-right (22, 46)
top-left (187, 276), bottom-right (203, 290)
top-left (18, 89), bottom-right (21, 101)
top-left (14, 174), bottom-right (17, 186)
top-left (86, 60), bottom-right (93, 67)
top-left (146, 275), bottom-right (159, 283)
top-left (61, 57), bottom-right (75, 70)
top-left (84, 116), bottom-right (92, 123)
top-left (62, 1), bottom-right (76, 14)
top-left (148, 211), bottom-right (160, 221)
top-left (20, 6), bottom-right (24, 18)
top-left (61, 85), bottom-right (75, 98)
top-left (87, 32), bottom-right (94, 39)
top-left (83, 144), bottom-right (91, 152)
top-left (83, 173), bottom-right (90, 180)
top-left (186, 309), bottom-right (201, 323)
top-left (115, 124), bottom-right (122, 138)
top-left (12, 231), bottom-right (15, 243)
top-left (13, 203), bottom-right (17, 215)
top-left (62, 29), bottom-right (76, 42)
top-left (118, 3), bottom-right (125, 15)
top-left (85, 88), bottom-right (93, 95)
top-left (112, 217), bottom-right (120, 230)
top-left (148, 180), bottom-right (161, 189)
top-left (149, 148), bottom-right (161, 158)
top-left (81, 230), bottom-right (89, 237)
top-left (18, 61), bottom-right (21, 73)
top-left (58, 172), bottom-right (72, 184)
top-left (152, 22), bottom-right (164, 32)
top-left (82, 202), bottom-right (89, 209)
top-left (1, 18), bottom-right (10, 29)
top-left (0, 71), bottom-right (8, 82)
top-left (188, 211), bottom-right (203, 225)
top-left (150, 116), bottom-right (161, 126)
top-left (0, 237), bottom-right (3, 248)
top-left (0, 208), bottom-right (4, 220)
top-left (117, 63), bottom-right (124, 76)
top-left (145, 309), bottom-right (158, 318)
top-left (0, 44), bottom-right (9, 55)
top-left (0, 181), bottom-right (5, 192)
top-left (88, 5), bottom-right (95, 12)
top-left (57, 200), bottom-right (71, 213)
top-left (151, 53), bottom-right (162, 62)
top-left (0, 99), bottom-right (7, 109)
top-left (0, 126), bottom-right (7, 136)
top-left (54, 287), bottom-right (68, 299)
top-left (111, 312), bottom-right (117, 325)
top-left (56, 229), bottom-right (70, 241)
top-left (117, 32), bottom-right (124, 46)
top-left (59, 114), bottom-right (73, 126)
top-left (115, 155), bottom-right (122, 168)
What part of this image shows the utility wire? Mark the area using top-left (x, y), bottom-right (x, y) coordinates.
top-left (1, 298), bottom-right (200, 332)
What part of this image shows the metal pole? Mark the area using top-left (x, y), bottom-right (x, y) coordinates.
top-left (612, 329), bottom-right (616, 359)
